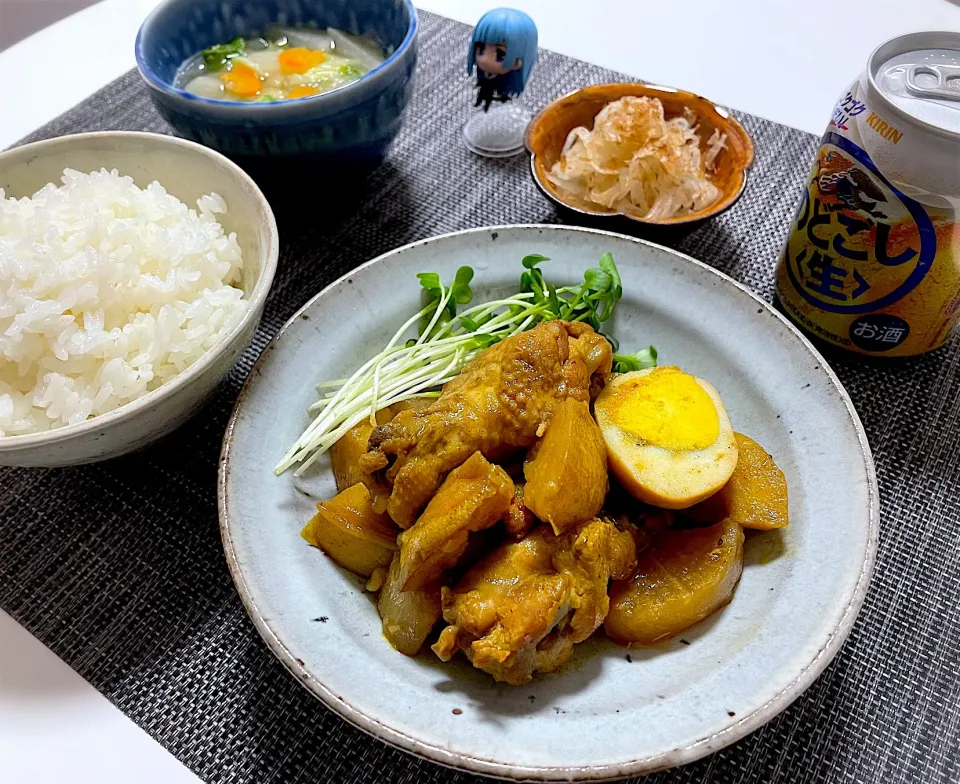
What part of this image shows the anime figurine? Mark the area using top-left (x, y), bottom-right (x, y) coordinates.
top-left (467, 8), bottom-right (538, 112)
top-left (462, 8), bottom-right (539, 158)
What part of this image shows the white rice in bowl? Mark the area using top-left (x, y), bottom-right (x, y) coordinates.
top-left (0, 168), bottom-right (248, 436)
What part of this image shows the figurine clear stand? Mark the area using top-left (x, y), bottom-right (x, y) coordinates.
top-left (463, 103), bottom-right (532, 158)
top-left (464, 8), bottom-right (538, 158)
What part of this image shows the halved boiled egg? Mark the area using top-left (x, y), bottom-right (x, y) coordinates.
top-left (594, 366), bottom-right (738, 509)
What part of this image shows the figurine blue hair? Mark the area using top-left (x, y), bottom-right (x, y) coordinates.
top-left (467, 8), bottom-right (538, 112)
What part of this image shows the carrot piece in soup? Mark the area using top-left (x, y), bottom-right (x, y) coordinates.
top-left (220, 61), bottom-right (261, 97)
top-left (279, 47), bottom-right (327, 74)
top-left (288, 85), bottom-right (321, 99)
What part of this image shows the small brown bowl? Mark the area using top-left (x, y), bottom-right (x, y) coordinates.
top-left (525, 82), bottom-right (755, 227)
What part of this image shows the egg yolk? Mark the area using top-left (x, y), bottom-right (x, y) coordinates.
top-left (220, 61), bottom-right (261, 97)
top-left (611, 367), bottom-right (720, 450)
top-left (279, 47), bottom-right (327, 74)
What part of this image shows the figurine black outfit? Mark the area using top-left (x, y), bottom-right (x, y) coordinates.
top-left (474, 70), bottom-right (512, 112)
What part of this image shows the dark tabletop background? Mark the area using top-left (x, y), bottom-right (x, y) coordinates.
top-left (2, 11), bottom-right (959, 784)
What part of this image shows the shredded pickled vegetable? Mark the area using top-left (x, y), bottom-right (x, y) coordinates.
top-left (547, 96), bottom-right (727, 221)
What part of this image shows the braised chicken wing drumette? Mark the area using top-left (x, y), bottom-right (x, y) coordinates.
top-left (362, 321), bottom-right (612, 528)
top-left (432, 519), bottom-right (636, 685)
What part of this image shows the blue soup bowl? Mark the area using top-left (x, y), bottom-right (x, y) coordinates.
top-left (136, 0), bottom-right (418, 164)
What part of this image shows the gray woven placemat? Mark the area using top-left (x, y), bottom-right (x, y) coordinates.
top-left (2, 12), bottom-right (958, 784)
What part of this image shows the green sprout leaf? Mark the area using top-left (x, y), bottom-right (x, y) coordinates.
top-left (417, 267), bottom-right (478, 337)
top-left (416, 272), bottom-right (444, 335)
top-left (416, 272), bottom-right (442, 295)
top-left (521, 254), bottom-right (550, 270)
top-left (524, 252), bottom-right (625, 328)
top-left (451, 266), bottom-right (474, 305)
top-left (583, 268), bottom-right (612, 294)
top-left (612, 346), bottom-right (658, 373)
top-left (547, 284), bottom-right (562, 316)
top-left (202, 37), bottom-right (246, 71)
top-left (467, 333), bottom-right (499, 350)
top-left (598, 252), bottom-right (621, 290)
top-left (596, 252), bottom-right (622, 320)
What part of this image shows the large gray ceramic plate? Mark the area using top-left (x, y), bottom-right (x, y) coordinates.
top-left (218, 225), bottom-right (878, 781)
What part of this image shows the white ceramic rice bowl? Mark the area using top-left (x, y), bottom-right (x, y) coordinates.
top-left (0, 131), bottom-right (278, 467)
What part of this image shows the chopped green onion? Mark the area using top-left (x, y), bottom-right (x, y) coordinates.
top-left (339, 63), bottom-right (364, 77)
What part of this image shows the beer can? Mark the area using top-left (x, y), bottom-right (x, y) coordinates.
top-left (776, 31), bottom-right (960, 357)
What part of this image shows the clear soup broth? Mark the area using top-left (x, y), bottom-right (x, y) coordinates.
top-left (176, 26), bottom-right (385, 102)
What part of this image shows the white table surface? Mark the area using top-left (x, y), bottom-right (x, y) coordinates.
top-left (0, 1), bottom-right (957, 782)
